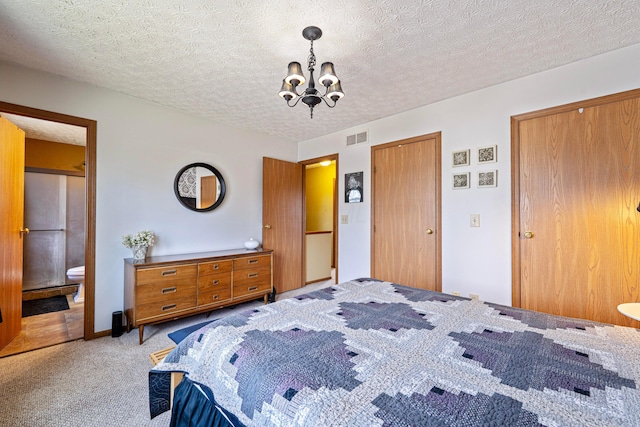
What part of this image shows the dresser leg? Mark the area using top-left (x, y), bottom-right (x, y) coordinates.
top-left (139, 325), bottom-right (144, 345)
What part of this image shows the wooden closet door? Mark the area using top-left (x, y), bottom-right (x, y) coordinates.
top-left (371, 133), bottom-right (441, 291)
top-left (515, 93), bottom-right (640, 326)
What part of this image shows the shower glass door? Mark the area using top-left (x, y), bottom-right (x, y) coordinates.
top-left (23, 172), bottom-right (66, 291)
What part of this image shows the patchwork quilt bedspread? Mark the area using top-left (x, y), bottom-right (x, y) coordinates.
top-left (150, 278), bottom-right (640, 426)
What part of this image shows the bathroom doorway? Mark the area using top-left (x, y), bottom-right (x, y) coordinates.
top-left (0, 102), bottom-right (96, 356)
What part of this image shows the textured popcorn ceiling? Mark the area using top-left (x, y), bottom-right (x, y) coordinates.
top-left (0, 113), bottom-right (86, 146)
top-left (1, 1), bottom-right (639, 143)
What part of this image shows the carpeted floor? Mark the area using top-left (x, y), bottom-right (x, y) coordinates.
top-left (0, 280), bottom-right (331, 427)
top-left (22, 295), bottom-right (70, 317)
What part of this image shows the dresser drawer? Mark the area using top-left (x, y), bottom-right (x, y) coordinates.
top-left (198, 260), bottom-right (232, 275)
top-left (198, 287), bottom-right (232, 306)
top-left (137, 264), bottom-right (197, 286)
top-left (198, 272), bottom-right (232, 306)
top-left (136, 282), bottom-right (197, 320)
top-left (233, 265), bottom-right (271, 297)
top-left (233, 255), bottom-right (271, 271)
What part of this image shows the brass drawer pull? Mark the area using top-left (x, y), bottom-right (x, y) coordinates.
top-left (248, 273), bottom-right (258, 278)
top-left (162, 304), bottom-right (177, 311)
top-left (161, 269), bottom-right (177, 276)
top-left (213, 294), bottom-right (219, 300)
top-left (248, 259), bottom-right (259, 264)
top-left (248, 286), bottom-right (258, 292)
top-left (162, 287), bottom-right (177, 294)
top-left (212, 280), bottom-right (219, 285)
top-left (213, 264), bottom-right (219, 270)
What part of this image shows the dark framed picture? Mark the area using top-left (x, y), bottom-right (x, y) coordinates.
top-left (345, 172), bottom-right (363, 203)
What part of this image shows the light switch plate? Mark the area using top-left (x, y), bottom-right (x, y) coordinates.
top-left (341, 215), bottom-right (349, 224)
top-left (470, 214), bottom-right (480, 227)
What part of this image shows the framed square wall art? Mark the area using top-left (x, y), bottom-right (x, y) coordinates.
top-left (452, 172), bottom-right (470, 189)
top-left (478, 145), bottom-right (497, 164)
top-left (452, 149), bottom-right (470, 167)
top-left (478, 170), bottom-right (497, 188)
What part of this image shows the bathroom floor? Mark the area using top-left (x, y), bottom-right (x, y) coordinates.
top-left (0, 294), bottom-right (84, 358)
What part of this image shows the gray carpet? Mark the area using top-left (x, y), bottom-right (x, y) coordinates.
top-left (0, 280), bottom-right (331, 427)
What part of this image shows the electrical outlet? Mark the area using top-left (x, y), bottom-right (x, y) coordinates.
top-left (341, 215), bottom-right (349, 224)
top-left (469, 293), bottom-right (480, 300)
top-left (470, 214), bottom-right (480, 227)
top-left (452, 291), bottom-right (461, 296)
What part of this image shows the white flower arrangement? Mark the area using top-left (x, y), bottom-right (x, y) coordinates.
top-left (122, 230), bottom-right (155, 248)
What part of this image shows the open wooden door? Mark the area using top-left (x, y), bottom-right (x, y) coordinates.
top-left (0, 117), bottom-right (25, 351)
top-left (262, 157), bottom-right (304, 293)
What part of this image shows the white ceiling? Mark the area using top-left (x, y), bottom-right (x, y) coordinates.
top-left (0, 113), bottom-right (86, 146)
top-left (1, 1), bottom-right (639, 143)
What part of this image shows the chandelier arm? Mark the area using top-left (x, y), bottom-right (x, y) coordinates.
top-left (286, 96), bottom-right (304, 108)
top-left (319, 95), bottom-right (337, 108)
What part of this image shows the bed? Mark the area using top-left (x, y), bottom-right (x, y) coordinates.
top-left (149, 278), bottom-right (640, 426)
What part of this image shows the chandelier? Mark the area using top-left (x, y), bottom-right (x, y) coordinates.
top-left (278, 26), bottom-right (344, 118)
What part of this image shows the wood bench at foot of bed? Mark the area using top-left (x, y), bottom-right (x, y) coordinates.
top-left (150, 346), bottom-right (183, 409)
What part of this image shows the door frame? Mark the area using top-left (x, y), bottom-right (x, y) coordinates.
top-left (0, 101), bottom-right (97, 340)
top-left (300, 154), bottom-right (339, 284)
top-left (510, 88), bottom-right (640, 308)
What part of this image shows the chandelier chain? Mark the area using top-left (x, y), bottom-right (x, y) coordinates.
top-left (307, 40), bottom-right (316, 71)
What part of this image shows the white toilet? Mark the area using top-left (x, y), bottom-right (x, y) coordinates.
top-left (67, 266), bottom-right (85, 304)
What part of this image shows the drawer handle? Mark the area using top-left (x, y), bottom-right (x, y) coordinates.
top-left (248, 286), bottom-right (258, 292)
top-left (213, 294), bottom-right (219, 300)
top-left (213, 264), bottom-right (219, 270)
top-left (212, 280), bottom-right (219, 285)
top-left (248, 273), bottom-right (258, 278)
top-left (162, 287), bottom-right (177, 294)
top-left (248, 259), bottom-right (259, 264)
top-left (162, 304), bottom-right (177, 311)
top-left (161, 269), bottom-right (177, 276)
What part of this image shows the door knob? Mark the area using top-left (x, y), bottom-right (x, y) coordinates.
top-left (524, 231), bottom-right (534, 239)
top-left (264, 224), bottom-right (272, 229)
top-left (20, 227), bottom-right (30, 237)
top-left (426, 228), bottom-right (434, 234)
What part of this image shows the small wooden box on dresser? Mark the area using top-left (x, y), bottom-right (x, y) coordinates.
top-left (124, 248), bottom-right (273, 344)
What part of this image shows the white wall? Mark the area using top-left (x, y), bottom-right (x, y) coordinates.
top-left (0, 62), bottom-right (296, 332)
top-left (299, 43), bottom-right (640, 306)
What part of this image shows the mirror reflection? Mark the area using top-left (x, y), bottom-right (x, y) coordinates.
top-left (174, 163), bottom-right (226, 212)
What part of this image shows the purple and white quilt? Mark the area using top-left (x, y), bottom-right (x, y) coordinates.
top-left (150, 278), bottom-right (640, 426)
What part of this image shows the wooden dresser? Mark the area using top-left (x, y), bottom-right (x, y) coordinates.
top-left (124, 248), bottom-right (273, 344)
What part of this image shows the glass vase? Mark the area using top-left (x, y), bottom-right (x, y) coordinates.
top-left (132, 245), bottom-right (148, 260)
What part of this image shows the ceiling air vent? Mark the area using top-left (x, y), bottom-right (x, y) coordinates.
top-left (346, 131), bottom-right (368, 147)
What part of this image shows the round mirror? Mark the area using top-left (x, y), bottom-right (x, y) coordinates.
top-left (174, 163), bottom-right (226, 212)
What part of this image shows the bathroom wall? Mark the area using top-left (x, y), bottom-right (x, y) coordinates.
top-left (25, 138), bottom-right (85, 173)
top-left (305, 163), bottom-right (336, 232)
